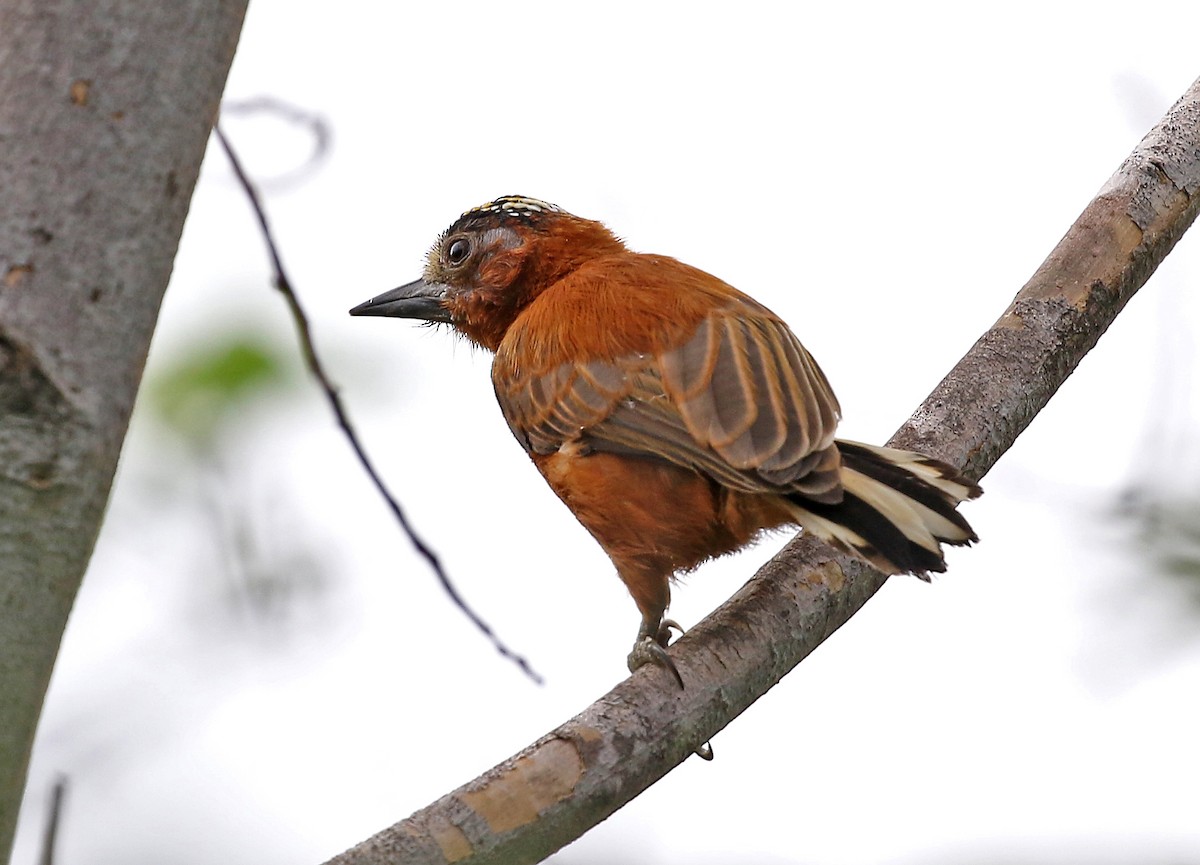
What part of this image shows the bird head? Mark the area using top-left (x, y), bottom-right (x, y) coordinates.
top-left (350, 195), bottom-right (625, 350)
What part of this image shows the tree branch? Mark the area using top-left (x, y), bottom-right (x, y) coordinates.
top-left (325, 76), bottom-right (1200, 865)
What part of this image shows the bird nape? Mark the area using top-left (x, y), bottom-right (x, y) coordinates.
top-left (351, 194), bottom-right (981, 687)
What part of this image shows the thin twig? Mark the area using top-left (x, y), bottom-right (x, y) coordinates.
top-left (37, 776), bottom-right (67, 865)
top-left (219, 98), bottom-right (331, 190)
top-left (213, 123), bottom-right (542, 684)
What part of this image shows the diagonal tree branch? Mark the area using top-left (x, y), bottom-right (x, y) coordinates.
top-left (325, 76), bottom-right (1200, 865)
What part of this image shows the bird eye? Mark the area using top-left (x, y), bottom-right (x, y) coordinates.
top-left (447, 238), bottom-right (471, 265)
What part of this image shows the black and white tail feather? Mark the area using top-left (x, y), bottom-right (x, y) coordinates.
top-left (786, 440), bottom-right (981, 577)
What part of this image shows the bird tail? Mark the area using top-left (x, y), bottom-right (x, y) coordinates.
top-left (784, 440), bottom-right (981, 577)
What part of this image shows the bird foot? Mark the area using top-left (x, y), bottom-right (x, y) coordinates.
top-left (627, 636), bottom-right (684, 689)
top-left (627, 619), bottom-right (684, 688)
top-left (655, 618), bottom-right (683, 647)
top-left (625, 620), bottom-right (713, 759)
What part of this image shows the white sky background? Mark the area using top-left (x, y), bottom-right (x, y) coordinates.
top-left (13, 2), bottom-right (1200, 864)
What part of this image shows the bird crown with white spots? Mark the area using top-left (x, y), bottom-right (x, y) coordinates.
top-left (443, 195), bottom-right (566, 236)
top-left (465, 196), bottom-right (562, 218)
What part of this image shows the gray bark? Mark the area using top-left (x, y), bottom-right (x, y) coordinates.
top-left (0, 2), bottom-right (247, 859)
top-left (324, 76), bottom-right (1200, 865)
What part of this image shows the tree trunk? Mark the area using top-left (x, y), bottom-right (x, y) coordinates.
top-left (0, 2), bottom-right (248, 859)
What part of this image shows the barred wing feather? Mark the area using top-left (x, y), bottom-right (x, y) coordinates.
top-left (495, 302), bottom-right (845, 503)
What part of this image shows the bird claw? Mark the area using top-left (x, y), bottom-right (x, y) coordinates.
top-left (627, 636), bottom-right (684, 689)
top-left (657, 619), bottom-right (684, 646)
top-left (627, 620), bottom-right (712, 758)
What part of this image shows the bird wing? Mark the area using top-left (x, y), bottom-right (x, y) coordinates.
top-left (495, 299), bottom-right (844, 499)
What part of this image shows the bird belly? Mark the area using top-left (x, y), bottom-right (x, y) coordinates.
top-left (532, 446), bottom-right (793, 618)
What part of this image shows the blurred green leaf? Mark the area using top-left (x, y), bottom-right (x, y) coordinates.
top-left (146, 334), bottom-right (295, 446)
top-left (1115, 488), bottom-right (1200, 607)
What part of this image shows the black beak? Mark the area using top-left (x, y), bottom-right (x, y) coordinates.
top-left (349, 278), bottom-right (452, 322)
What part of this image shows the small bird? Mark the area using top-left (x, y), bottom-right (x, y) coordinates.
top-left (351, 195), bottom-right (980, 684)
